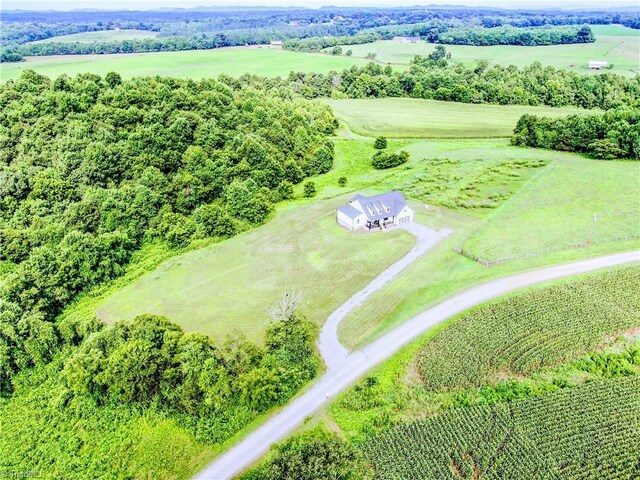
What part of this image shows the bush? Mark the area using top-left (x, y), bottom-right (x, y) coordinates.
top-left (303, 181), bottom-right (317, 198)
top-left (331, 46), bottom-right (343, 55)
top-left (373, 136), bottom-right (387, 149)
top-left (345, 49), bottom-right (353, 56)
top-left (275, 181), bottom-right (295, 201)
top-left (338, 176), bottom-right (348, 187)
top-left (244, 428), bottom-right (372, 480)
top-left (371, 150), bottom-right (409, 169)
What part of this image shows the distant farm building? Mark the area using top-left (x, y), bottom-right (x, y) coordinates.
top-left (589, 60), bottom-right (608, 70)
top-left (337, 191), bottom-right (414, 231)
top-left (269, 40), bottom-right (283, 46)
top-left (392, 36), bottom-right (420, 43)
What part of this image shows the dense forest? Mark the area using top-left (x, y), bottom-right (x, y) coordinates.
top-left (2, 5), bottom-right (638, 60)
top-left (277, 52), bottom-right (640, 109)
top-left (0, 70), bottom-right (336, 395)
top-left (512, 109), bottom-right (640, 159)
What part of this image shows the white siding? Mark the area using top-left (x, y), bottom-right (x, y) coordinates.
top-left (395, 205), bottom-right (414, 224)
top-left (337, 210), bottom-right (365, 230)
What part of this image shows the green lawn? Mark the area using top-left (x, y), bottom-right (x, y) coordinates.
top-left (324, 98), bottom-right (591, 138)
top-left (30, 29), bottom-right (159, 44)
top-left (0, 46), bottom-right (368, 82)
top-left (335, 25), bottom-right (640, 76)
top-left (97, 196), bottom-right (414, 343)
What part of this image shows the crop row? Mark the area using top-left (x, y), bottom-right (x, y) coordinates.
top-left (362, 377), bottom-right (640, 480)
top-left (416, 266), bottom-right (640, 390)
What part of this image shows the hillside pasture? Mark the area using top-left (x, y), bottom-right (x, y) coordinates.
top-left (29, 29), bottom-right (159, 43)
top-left (0, 46), bottom-right (368, 82)
top-left (97, 196), bottom-right (414, 343)
top-left (335, 24), bottom-right (640, 77)
top-left (325, 98), bottom-right (591, 138)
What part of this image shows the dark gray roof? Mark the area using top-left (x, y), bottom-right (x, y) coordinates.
top-left (337, 204), bottom-right (364, 219)
top-left (350, 191), bottom-right (409, 222)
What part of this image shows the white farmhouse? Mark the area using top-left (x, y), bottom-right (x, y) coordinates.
top-left (336, 191), bottom-right (414, 231)
top-left (588, 60), bottom-right (608, 70)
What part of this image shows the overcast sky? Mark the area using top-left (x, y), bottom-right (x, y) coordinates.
top-left (4, 0), bottom-right (639, 11)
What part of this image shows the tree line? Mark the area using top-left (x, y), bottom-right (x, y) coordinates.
top-left (283, 24), bottom-right (595, 52)
top-left (512, 109), bottom-right (640, 159)
top-left (276, 52), bottom-right (639, 110)
top-left (435, 24), bottom-right (595, 46)
top-left (63, 309), bottom-right (318, 443)
top-left (0, 70), bottom-right (336, 393)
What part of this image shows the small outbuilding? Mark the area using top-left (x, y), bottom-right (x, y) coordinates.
top-left (337, 191), bottom-right (414, 231)
top-left (588, 60), bottom-right (608, 70)
top-left (392, 36), bottom-right (420, 43)
top-left (269, 40), bottom-right (283, 46)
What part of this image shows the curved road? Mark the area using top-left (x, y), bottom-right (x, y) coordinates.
top-left (194, 250), bottom-right (639, 480)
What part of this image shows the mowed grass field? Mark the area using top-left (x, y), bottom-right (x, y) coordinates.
top-left (335, 25), bottom-right (640, 76)
top-left (97, 196), bottom-right (414, 343)
top-left (325, 98), bottom-right (591, 138)
top-left (0, 46), bottom-right (368, 82)
top-left (30, 29), bottom-right (159, 43)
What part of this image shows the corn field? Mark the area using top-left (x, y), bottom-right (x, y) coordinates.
top-left (363, 377), bottom-right (640, 480)
top-left (416, 266), bottom-right (640, 391)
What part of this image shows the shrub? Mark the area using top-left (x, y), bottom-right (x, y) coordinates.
top-left (245, 428), bottom-right (372, 480)
top-left (332, 46), bottom-right (343, 55)
top-left (303, 181), bottom-right (317, 198)
top-left (371, 150), bottom-right (409, 170)
top-left (275, 181), bottom-right (294, 201)
top-left (338, 176), bottom-right (348, 187)
top-left (373, 136), bottom-right (387, 149)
